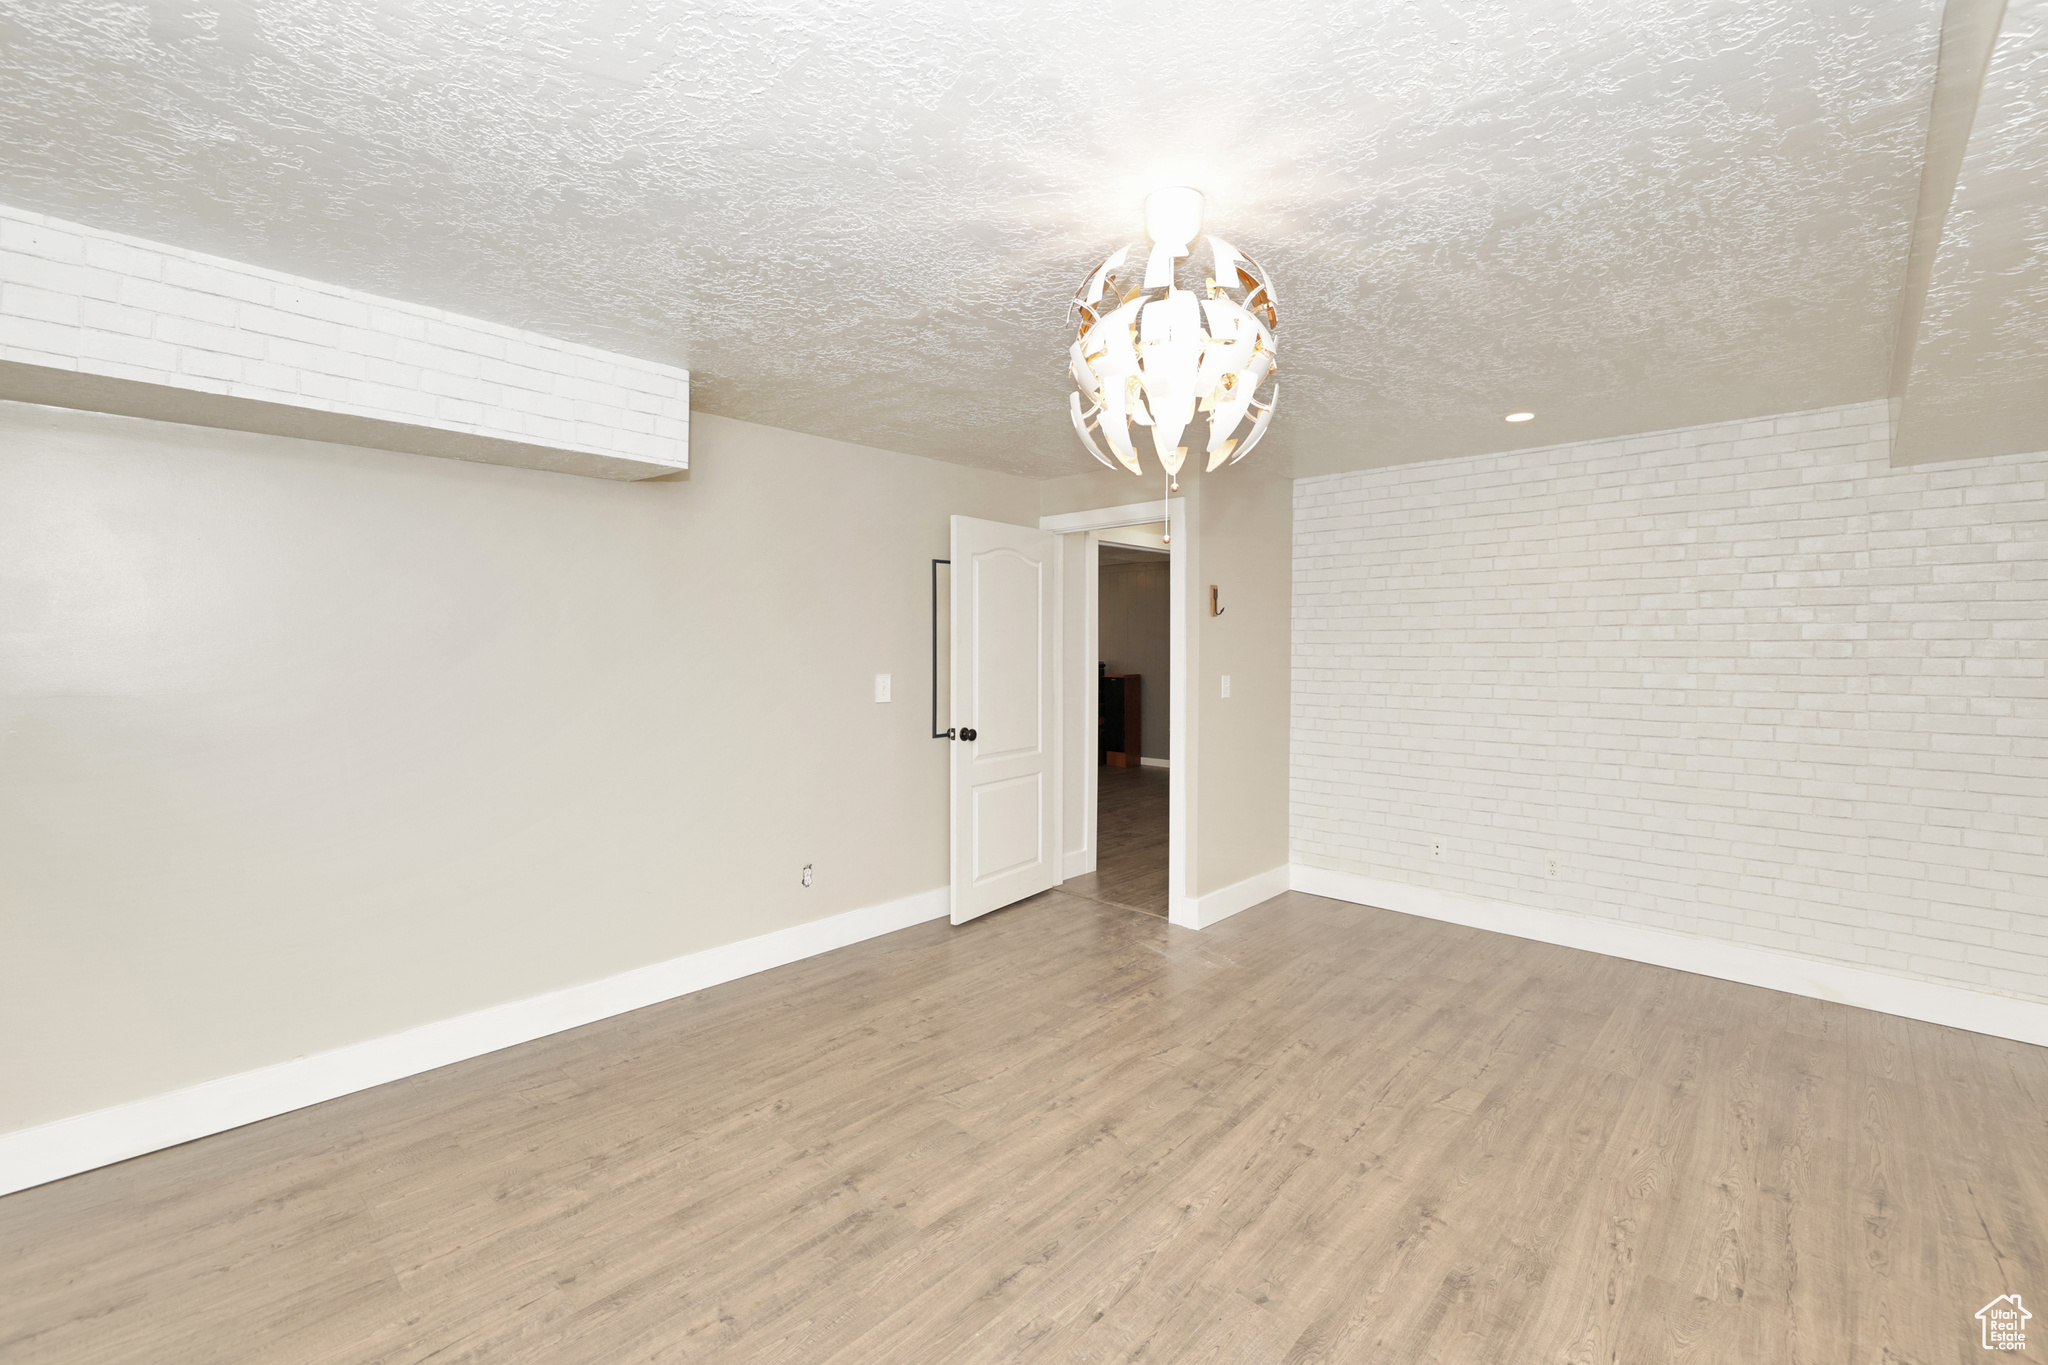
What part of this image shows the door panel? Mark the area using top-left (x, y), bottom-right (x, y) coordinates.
top-left (970, 549), bottom-right (1044, 762)
top-left (951, 515), bottom-right (1058, 924)
top-left (970, 774), bottom-right (1043, 883)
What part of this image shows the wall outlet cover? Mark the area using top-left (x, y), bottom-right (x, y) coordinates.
top-left (874, 673), bottom-right (891, 702)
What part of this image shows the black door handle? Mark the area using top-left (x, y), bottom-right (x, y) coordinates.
top-left (959, 727), bottom-right (977, 741)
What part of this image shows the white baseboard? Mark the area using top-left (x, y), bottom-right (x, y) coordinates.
top-left (1188, 865), bottom-right (1292, 930)
top-left (0, 886), bottom-right (950, 1198)
top-left (1290, 866), bottom-right (2048, 1048)
top-left (1139, 756), bottom-right (1170, 769)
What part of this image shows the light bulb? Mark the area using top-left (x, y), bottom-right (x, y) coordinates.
top-left (1143, 187), bottom-right (1205, 251)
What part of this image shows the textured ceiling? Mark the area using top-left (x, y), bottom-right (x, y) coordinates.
top-left (1898, 0), bottom-right (2048, 463)
top-left (0, 0), bottom-right (1949, 478)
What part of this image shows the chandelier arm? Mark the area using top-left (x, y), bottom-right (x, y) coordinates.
top-left (1141, 241), bottom-right (1180, 290)
top-left (1080, 246), bottom-right (1130, 307)
top-left (1226, 387), bottom-right (1278, 465)
top-left (1232, 247), bottom-right (1279, 317)
top-left (1138, 291), bottom-right (1202, 467)
top-left (1069, 393), bottom-right (1118, 471)
top-left (1207, 235), bottom-right (1243, 286)
top-left (1097, 377), bottom-right (1147, 476)
top-left (1068, 339), bottom-right (1103, 407)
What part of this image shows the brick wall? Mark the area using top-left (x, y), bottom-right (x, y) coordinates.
top-left (0, 203), bottom-right (687, 475)
top-left (1293, 401), bottom-right (2048, 1002)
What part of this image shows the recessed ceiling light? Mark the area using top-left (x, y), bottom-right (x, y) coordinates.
top-left (1504, 411), bottom-right (1535, 422)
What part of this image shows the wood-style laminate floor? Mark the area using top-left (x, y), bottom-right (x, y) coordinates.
top-left (1056, 763), bottom-right (1168, 916)
top-left (4, 890), bottom-right (2045, 1364)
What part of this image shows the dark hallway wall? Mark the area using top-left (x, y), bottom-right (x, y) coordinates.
top-left (1099, 554), bottom-right (1169, 762)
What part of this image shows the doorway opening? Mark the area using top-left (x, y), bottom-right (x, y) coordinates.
top-left (1067, 524), bottom-right (1169, 915)
top-left (1039, 496), bottom-right (1189, 925)
top-left (948, 497), bottom-right (1189, 928)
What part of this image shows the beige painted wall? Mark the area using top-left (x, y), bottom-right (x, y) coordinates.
top-left (1098, 523), bottom-right (1169, 551)
top-left (1039, 466), bottom-right (1158, 520)
top-left (1190, 467), bottom-right (1293, 896)
top-left (1098, 557), bottom-right (1170, 762)
top-left (0, 401), bottom-right (1036, 1134)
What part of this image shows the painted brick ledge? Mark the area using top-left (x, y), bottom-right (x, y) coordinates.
top-left (0, 202), bottom-right (689, 480)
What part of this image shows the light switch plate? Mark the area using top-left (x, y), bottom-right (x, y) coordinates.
top-left (874, 673), bottom-right (892, 702)
top-left (1220, 674), bottom-right (1232, 698)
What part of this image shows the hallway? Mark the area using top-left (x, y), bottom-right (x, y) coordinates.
top-left (1057, 764), bottom-right (1168, 917)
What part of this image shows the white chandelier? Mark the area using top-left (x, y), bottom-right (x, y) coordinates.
top-left (1068, 187), bottom-right (1279, 484)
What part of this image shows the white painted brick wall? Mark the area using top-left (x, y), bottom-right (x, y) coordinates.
top-left (0, 203), bottom-right (687, 473)
top-left (1293, 401), bottom-right (2048, 1003)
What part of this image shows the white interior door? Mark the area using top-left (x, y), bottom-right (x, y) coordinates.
top-left (950, 514), bottom-right (1058, 925)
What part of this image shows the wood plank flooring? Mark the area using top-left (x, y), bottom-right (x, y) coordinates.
top-left (1056, 764), bottom-right (1168, 917)
top-left (3, 890), bottom-right (2045, 1364)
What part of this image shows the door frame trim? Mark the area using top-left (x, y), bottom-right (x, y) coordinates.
top-left (1040, 498), bottom-right (1192, 926)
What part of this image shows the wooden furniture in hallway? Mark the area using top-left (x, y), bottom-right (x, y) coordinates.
top-left (1098, 671), bottom-right (1140, 768)
top-left (3, 890), bottom-right (2042, 1364)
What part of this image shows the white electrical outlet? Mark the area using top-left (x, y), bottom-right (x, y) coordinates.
top-left (1220, 674), bottom-right (1232, 698)
top-left (1431, 841), bottom-right (1444, 859)
top-left (801, 864), bottom-right (813, 887)
top-left (1546, 858), bottom-right (1559, 878)
top-left (874, 673), bottom-right (891, 702)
